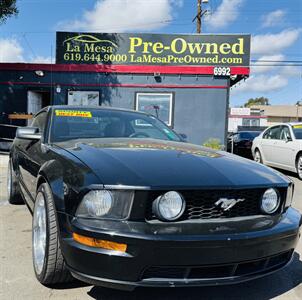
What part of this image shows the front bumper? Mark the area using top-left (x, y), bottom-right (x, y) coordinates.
top-left (59, 208), bottom-right (301, 291)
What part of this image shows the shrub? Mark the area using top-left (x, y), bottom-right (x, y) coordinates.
top-left (202, 138), bottom-right (224, 150)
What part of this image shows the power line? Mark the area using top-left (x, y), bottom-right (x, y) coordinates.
top-left (251, 60), bottom-right (302, 63)
top-left (250, 59), bottom-right (302, 66)
top-left (251, 64), bottom-right (302, 66)
top-left (22, 33), bottom-right (37, 59)
top-left (0, 19), bottom-right (181, 34)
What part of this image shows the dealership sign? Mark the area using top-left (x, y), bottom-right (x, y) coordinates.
top-left (56, 32), bottom-right (250, 67)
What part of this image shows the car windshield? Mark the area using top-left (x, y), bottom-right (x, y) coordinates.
top-left (50, 108), bottom-right (181, 143)
top-left (292, 125), bottom-right (302, 139)
top-left (239, 132), bottom-right (260, 140)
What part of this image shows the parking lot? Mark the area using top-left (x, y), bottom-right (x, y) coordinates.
top-left (1, 153), bottom-right (302, 300)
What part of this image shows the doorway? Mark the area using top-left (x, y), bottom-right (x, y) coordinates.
top-left (27, 90), bottom-right (51, 114)
top-left (27, 90), bottom-right (51, 125)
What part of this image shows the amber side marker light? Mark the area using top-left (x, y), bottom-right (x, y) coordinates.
top-left (73, 233), bottom-right (127, 252)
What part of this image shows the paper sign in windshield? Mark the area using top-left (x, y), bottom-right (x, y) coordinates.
top-left (293, 125), bottom-right (302, 129)
top-left (55, 110), bottom-right (92, 118)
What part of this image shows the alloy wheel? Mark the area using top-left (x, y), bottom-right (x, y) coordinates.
top-left (297, 157), bottom-right (302, 179)
top-left (254, 151), bottom-right (261, 163)
top-left (33, 192), bottom-right (47, 275)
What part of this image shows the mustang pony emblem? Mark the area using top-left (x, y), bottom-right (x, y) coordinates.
top-left (215, 198), bottom-right (245, 211)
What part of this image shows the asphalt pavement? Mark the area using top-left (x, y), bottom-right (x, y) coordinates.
top-left (1, 153), bottom-right (302, 300)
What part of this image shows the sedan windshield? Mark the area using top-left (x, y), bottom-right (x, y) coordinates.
top-left (292, 125), bottom-right (302, 139)
top-left (50, 108), bottom-right (181, 143)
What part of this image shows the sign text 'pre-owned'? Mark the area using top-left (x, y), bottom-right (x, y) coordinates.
top-left (56, 32), bottom-right (250, 66)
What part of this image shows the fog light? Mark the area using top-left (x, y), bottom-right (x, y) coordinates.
top-left (261, 188), bottom-right (280, 214)
top-left (152, 191), bottom-right (185, 221)
top-left (73, 233), bottom-right (127, 252)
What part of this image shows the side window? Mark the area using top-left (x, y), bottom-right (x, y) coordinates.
top-left (280, 126), bottom-right (291, 140)
top-left (263, 129), bottom-right (271, 139)
top-left (269, 126), bottom-right (281, 140)
top-left (31, 112), bottom-right (47, 133)
top-left (263, 126), bottom-right (281, 140)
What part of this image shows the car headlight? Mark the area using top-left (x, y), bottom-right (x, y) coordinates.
top-left (261, 188), bottom-right (280, 214)
top-left (76, 190), bottom-right (134, 220)
top-left (152, 191), bottom-right (186, 221)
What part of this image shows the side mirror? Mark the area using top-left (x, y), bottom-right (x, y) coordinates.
top-left (16, 127), bottom-right (41, 140)
top-left (286, 135), bottom-right (292, 142)
top-left (178, 133), bottom-right (187, 141)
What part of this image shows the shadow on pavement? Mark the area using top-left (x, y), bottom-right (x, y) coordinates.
top-left (86, 252), bottom-right (302, 300)
top-left (274, 168), bottom-right (300, 181)
top-left (49, 279), bottom-right (90, 290)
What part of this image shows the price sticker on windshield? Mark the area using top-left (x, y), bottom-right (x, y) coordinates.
top-left (55, 110), bottom-right (92, 118)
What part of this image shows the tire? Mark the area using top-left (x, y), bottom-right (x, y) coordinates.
top-left (32, 182), bottom-right (73, 286)
top-left (296, 154), bottom-right (302, 180)
top-left (7, 159), bottom-right (24, 204)
top-left (254, 149), bottom-right (262, 164)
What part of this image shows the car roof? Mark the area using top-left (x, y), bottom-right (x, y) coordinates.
top-left (238, 131), bottom-right (261, 133)
top-left (264, 122), bottom-right (302, 128)
top-left (229, 131), bottom-right (261, 135)
top-left (288, 122), bottom-right (302, 126)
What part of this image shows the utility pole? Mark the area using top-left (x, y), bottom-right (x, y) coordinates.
top-left (197, 0), bottom-right (202, 33)
top-left (193, 0), bottom-right (208, 34)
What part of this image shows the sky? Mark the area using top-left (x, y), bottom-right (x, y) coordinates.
top-left (0, 0), bottom-right (301, 107)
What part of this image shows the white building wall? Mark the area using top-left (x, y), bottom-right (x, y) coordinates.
top-left (228, 117), bottom-right (243, 132)
top-left (260, 118), bottom-right (268, 127)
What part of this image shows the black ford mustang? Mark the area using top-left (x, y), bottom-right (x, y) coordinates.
top-left (8, 105), bottom-right (301, 290)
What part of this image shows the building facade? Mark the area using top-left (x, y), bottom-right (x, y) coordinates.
top-left (0, 32), bottom-right (251, 149)
top-left (228, 107), bottom-right (267, 132)
top-left (251, 105), bottom-right (302, 126)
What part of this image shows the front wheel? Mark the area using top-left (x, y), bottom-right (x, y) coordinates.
top-left (32, 183), bottom-right (73, 285)
top-left (254, 150), bottom-right (262, 164)
top-left (296, 155), bottom-right (302, 180)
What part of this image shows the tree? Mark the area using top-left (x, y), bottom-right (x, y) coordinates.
top-left (243, 97), bottom-right (270, 108)
top-left (0, 0), bottom-right (18, 24)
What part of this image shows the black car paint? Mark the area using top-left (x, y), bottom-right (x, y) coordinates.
top-left (10, 106), bottom-right (301, 290)
top-left (55, 138), bottom-right (289, 190)
top-left (227, 131), bottom-right (261, 158)
top-left (63, 210), bottom-right (300, 289)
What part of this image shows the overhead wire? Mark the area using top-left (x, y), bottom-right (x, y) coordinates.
top-left (22, 33), bottom-right (37, 59)
top-left (0, 0), bottom-right (300, 64)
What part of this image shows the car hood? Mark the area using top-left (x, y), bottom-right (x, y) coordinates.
top-left (55, 138), bottom-right (289, 189)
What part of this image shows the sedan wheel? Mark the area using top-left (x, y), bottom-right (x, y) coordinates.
top-left (254, 150), bottom-right (262, 164)
top-left (296, 156), bottom-right (302, 180)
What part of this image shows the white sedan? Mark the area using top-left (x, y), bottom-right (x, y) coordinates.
top-left (252, 123), bottom-right (302, 179)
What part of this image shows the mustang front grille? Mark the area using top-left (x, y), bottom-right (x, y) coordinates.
top-left (146, 188), bottom-right (285, 221)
